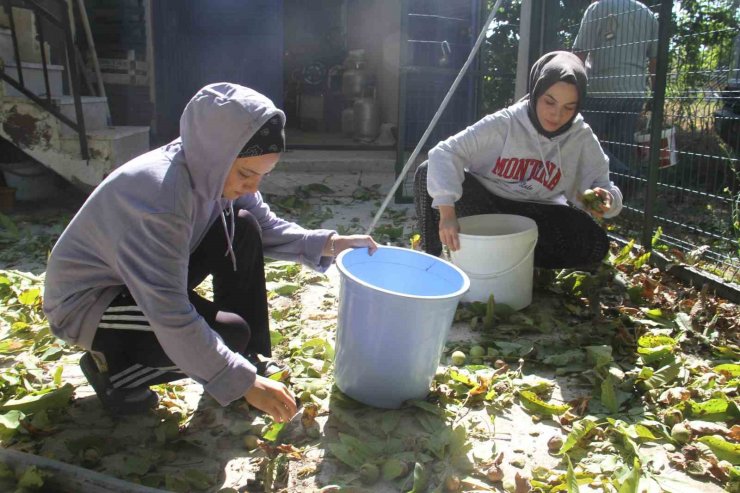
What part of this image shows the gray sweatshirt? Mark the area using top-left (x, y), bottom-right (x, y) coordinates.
top-left (427, 100), bottom-right (623, 218)
top-left (43, 83), bottom-right (335, 406)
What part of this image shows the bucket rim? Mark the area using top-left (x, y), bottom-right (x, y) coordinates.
top-left (336, 245), bottom-right (470, 300)
top-left (457, 214), bottom-right (538, 240)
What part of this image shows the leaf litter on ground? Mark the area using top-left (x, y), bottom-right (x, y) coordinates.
top-left (0, 189), bottom-right (738, 492)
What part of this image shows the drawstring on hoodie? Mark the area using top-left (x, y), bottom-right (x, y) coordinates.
top-left (221, 201), bottom-right (237, 271)
top-left (524, 134), bottom-right (563, 185)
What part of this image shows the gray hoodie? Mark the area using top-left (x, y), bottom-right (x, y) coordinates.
top-left (43, 83), bottom-right (335, 406)
top-left (427, 100), bottom-right (623, 219)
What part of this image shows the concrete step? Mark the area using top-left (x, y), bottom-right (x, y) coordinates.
top-left (2, 61), bottom-right (64, 98)
top-left (54, 96), bottom-right (111, 137)
top-left (61, 126), bottom-right (149, 168)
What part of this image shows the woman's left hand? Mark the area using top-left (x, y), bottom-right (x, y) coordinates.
top-left (588, 187), bottom-right (613, 218)
top-left (324, 234), bottom-right (379, 257)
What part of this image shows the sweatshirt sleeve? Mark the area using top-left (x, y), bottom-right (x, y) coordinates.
top-left (572, 131), bottom-right (624, 219)
top-left (427, 113), bottom-right (510, 208)
top-left (234, 193), bottom-right (335, 272)
top-left (116, 210), bottom-right (257, 406)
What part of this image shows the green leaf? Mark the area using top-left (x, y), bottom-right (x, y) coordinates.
top-left (122, 454), bottom-right (153, 475)
top-left (0, 409), bottom-right (25, 440)
top-left (565, 455), bottom-right (580, 493)
top-left (618, 457), bottom-right (641, 493)
top-left (17, 466), bottom-right (45, 489)
top-left (408, 399), bottom-right (446, 416)
top-left (52, 365), bottom-right (63, 386)
top-left (518, 390), bottom-right (570, 416)
top-left (18, 288), bottom-right (40, 306)
top-left (689, 398), bottom-right (740, 422)
top-left (272, 283), bottom-right (301, 296)
top-left (637, 345), bottom-right (674, 365)
top-left (637, 334), bottom-right (677, 348)
top-left (406, 462), bottom-right (429, 493)
top-left (642, 361), bottom-right (681, 389)
top-left (262, 422), bottom-right (285, 442)
top-left (327, 442), bottom-right (364, 470)
top-left (449, 424), bottom-right (469, 458)
top-left (585, 345), bottom-right (613, 368)
top-left (542, 349), bottom-right (585, 366)
top-left (697, 436), bottom-right (740, 465)
top-left (601, 375), bottom-right (619, 413)
top-left (380, 411), bottom-right (401, 435)
top-left (559, 417), bottom-right (598, 454)
top-left (713, 363), bottom-right (740, 378)
top-left (0, 383), bottom-right (74, 413)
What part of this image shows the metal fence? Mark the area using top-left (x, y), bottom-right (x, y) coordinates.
top-left (398, 0), bottom-right (739, 288)
top-left (561, 0), bottom-right (739, 284)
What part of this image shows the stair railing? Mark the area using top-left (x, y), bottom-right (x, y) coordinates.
top-left (1, 0), bottom-right (88, 159)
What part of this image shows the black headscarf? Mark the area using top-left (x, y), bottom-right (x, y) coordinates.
top-left (237, 115), bottom-right (285, 157)
top-left (525, 51), bottom-right (588, 139)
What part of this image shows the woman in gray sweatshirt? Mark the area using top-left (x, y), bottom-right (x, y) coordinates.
top-left (43, 83), bottom-right (377, 418)
top-left (414, 51), bottom-right (623, 269)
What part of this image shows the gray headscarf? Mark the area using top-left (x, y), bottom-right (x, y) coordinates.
top-left (525, 51), bottom-right (588, 139)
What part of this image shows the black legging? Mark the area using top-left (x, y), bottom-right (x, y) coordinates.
top-left (413, 162), bottom-right (610, 269)
top-left (90, 208), bottom-right (270, 387)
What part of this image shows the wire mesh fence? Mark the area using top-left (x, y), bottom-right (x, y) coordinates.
top-left (398, 0), bottom-right (739, 287)
top-left (561, 0), bottom-right (739, 284)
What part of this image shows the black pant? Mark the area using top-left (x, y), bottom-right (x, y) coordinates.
top-left (90, 208), bottom-right (270, 388)
top-left (413, 162), bottom-right (610, 269)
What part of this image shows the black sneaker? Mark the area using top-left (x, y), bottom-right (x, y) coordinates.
top-left (245, 353), bottom-right (290, 380)
top-left (79, 353), bottom-right (159, 415)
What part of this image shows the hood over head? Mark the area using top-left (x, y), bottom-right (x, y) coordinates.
top-left (524, 51), bottom-right (587, 139)
top-left (180, 82), bottom-right (286, 200)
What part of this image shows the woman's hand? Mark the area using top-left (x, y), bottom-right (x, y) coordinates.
top-left (438, 205), bottom-right (460, 251)
top-left (244, 375), bottom-right (297, 423)
top-left (582, 187), bottom-right (613, 218)
top-left (324, 234), bottom-right (379, 257)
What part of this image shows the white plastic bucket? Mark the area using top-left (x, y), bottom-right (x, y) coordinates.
top-left (449, 214), bottom-right (538, 309)
top-left (334, 246), bottom-right (470, 409)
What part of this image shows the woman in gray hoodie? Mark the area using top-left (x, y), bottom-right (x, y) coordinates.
top-left (43, 83), bottom-right (377, 419)
top-left (415, 51), bottom-right (623, 269)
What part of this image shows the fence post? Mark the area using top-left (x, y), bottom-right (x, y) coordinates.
top-left (642, 0), bottom-right (673, 250)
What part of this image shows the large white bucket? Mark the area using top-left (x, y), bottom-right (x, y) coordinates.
top-left (449, 214), bottom-right (538, 309)
top-left (334, 246), bottom-right (469, 409)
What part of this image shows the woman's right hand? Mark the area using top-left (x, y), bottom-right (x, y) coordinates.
top-left (244, 375), bottom-right (297, 423)
top-left (438, 205), bottom-right (460, 251)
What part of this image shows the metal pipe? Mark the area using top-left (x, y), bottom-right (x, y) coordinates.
top-left (34, 4), bottom-right (52, 103)
top-left (4, 0), bottom-right (24, 86)
top-left (368, 0), bottom-right (505, 235)
top-left (61, 0), bottom-right (89, 160)
top-left (641, 0), bottom-right (673, 249)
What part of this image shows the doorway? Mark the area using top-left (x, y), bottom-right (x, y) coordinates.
top-left (282, 0), bottom-right (400, 150)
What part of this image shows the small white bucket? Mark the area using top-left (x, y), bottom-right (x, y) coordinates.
top-left (450, 214), bottom-right (538, 309)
